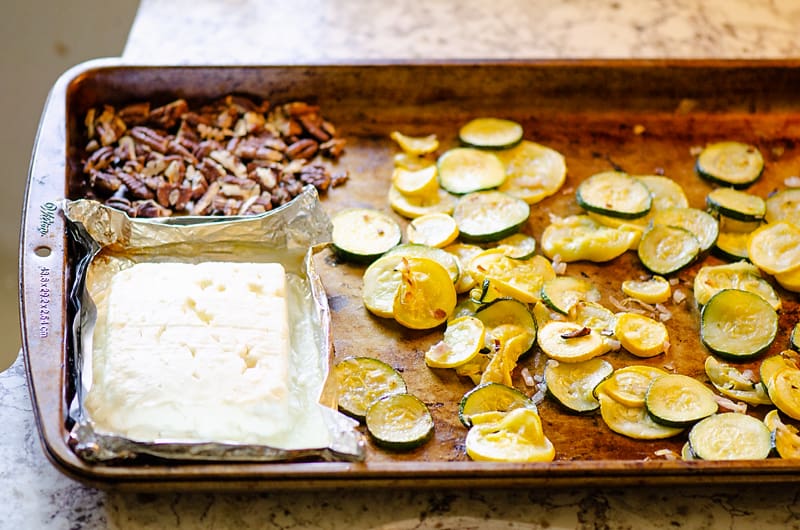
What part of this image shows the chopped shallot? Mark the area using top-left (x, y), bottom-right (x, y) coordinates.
top-left (654, 448), bottom-right (680, 460)
top-left (785, 175), bottom-right (800, 188)
top-left (521, 367), bottom-right (536, 387)
top-left (713, 394), bottom-right (748, 414)
top-left (672, 289), bottom-right (686, 304)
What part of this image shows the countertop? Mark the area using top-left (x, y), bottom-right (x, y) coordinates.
top-left (8, 0), bottom-right (800, 528)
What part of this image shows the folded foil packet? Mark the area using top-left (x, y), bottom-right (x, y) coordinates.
top-left (64, 187), bottom-right (365, 462)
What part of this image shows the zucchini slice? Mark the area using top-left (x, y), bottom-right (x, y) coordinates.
top-left (713, 231), bottom-right (751, 262)
top-left (706, 188), bottom-right (766, 222)
top-left (595, 365), bottom-right (668, 408)
top-left (768, 369), bottom-right (800, 421)
top-left (614, 312), bottom-right (669, 358)
top-left (792, 323), bottom-right (800, 352)
top-left (489, 232), bottom-right (537, 260)
top-left (469, 278), bottom-right (505, 305)
top-left (700, 289), bottom-right (778, 361)
top-left (388, 185), bottom-right (456, 219)
top-left (390, 131), bottom-right (439, 156)
top-left (693, 261), bottom-right (781, 310)
top-left (437, 148), bottom-right (506, 194)
top-left (541, 215), bottom-right (637, 263)
top-left (406, 212), bottom-right (459, 248)
top-left (540, 275), bottom-right (601, 315)
top-left (467, 251), bottom-right (555, 304)
top-left (596, 391), bottom-right (684, 440)
top-left (644, 374), bottom-right (718, 427)
top-left (576, 171), bottom-right (653, 219)
top-left (764, 410), bottom-right (800, 459)
top-left (475, 298), bottom-right (538, 355)
top-left (334, 357), bottom-right (407, 421)
top-left (496, 140), bottom-right (567, 204)
top-left (537, 321), bottom-right (611, 363)
top-left (362, 244), bottom-right (459, 318)
top-left (621, 275), bottom-right (671, 304)
top-left (649, 207), bottom-right (719, 252)
top-left (424, 316), bottom-right (485, 369)
top-left (391, 165), bottom-right (440, 198)
top-left (365, 393), bottom-right (434, 450)
top-left (331, 208), bottom-right (401, 262)
top-left (392, 257), bottom-right (457, 330)
top-left (774, 267), bottom-right (800, 293)
top-left (765, 188), bottom-right (800, 225)
top-left (465, 408), bottom-right (555, 463)
top-left (704, 356), bottom-right (772, 406)
top-left (544, 358), bottom-right (614, 413)
top-left (384, 244), bottom-right (461, 283)
top-left (573, 301), bottom-right (618, 337)
top-left (747, 221), bottom-right (800, 275)
top-left (458, 382), bottom-right (536, 428)
top-left (637, 224), bottom-right (700, 275)
top-left (695, 141), bottom-right (765, 189)
top-left (688, 413), bottom-right (772, 460)
top-left (760, 352), bottom-right (798, 392)
top-left (458, 117), bottom-right (524, 149)
top-left (453, 191), bottom-right (530, 242)
top-left (443, 243), bottom-right (483, 293)
top-left (636, 175), bottom-right (689, 210)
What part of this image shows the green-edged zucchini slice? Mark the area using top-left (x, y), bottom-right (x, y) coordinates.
top-left (437, 148), bottom-right (506, 194)
top-left (489, 232), bottom-right (537, 260)
top-left (596, 392), bottom-right (684, 440)
top-left (458, 382), bottom-right (536, 428)
top-left (453, 191), bottom-right (530, 242)
top-left (331, 208), bottom-right (401, 262)
top-left (496, 141), bottom-right (567, 204)
top-left (458, 117), bottom-right (524, 149)
top-left (765, 188), bottom-right (800, 225)
top-left (576, 171), bottom-right (652, 219)
top-left (704, 356), bottom-right (772, 406)
top-left (713, 231), bottom-right (750, 262)
top-left (650, 207), bottom-right (719, 252)
top-left (544, 358), bottom-right (613, 413)
top-left (688, 413), bottom-right (772, 460)
top-left (334, 357), bottom-right (407, 421)
top-left (706, 188), bottom-right (766, 222)
top-left (474, 298), bottom-right (537, 354)
top-left (638, 224), bottom-right (701, 275)
top-left (700, 289), bottom-right (778, 361)
top-left (693, 261), bottom-right (781, 310)
top-left (365, 393), bottom-right (434, 450)
top-left (792, 323), bottom-right (800, 352)
top-left (681, 442), bottom-right (698, 461)
top-left (644, 374), bottom-right (718, 428)
top-left (696, 141), bottom-right (765, 189)
top-left (540, 275), bottom-right (601, 315)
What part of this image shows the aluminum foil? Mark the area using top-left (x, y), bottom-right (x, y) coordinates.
top-left (64, 187), bottom-right (365, 462)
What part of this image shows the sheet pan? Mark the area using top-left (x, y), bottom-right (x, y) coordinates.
top-left (20, 58), bottom-right (800, 490)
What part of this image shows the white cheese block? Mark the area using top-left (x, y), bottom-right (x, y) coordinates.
top-left (85, 261), bottom-right (292, 444)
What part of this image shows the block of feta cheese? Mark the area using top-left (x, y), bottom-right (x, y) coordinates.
top-left (85, 261), bottom-right (291, 444)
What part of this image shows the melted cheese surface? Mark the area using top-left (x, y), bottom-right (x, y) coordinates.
top-left (86, 261), bottom-right (291, 444)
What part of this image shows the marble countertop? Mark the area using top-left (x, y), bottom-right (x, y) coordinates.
top-left (8, 0), bottom-right (800, 528)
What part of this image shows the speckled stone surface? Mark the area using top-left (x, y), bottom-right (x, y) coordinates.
top-left (7, 0), bottom-right (800, 528)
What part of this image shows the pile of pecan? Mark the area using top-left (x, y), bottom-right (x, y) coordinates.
top-left (81, 95), bottom-right (348, 217)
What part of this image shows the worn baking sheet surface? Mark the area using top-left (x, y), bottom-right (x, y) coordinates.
top-left (21, 60), bottom-right (800, 489)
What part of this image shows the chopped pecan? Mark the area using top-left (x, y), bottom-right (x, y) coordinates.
top-left (156, 181), bottom-right (192, 210)
top-left (94, 106), bottom-right (127, 146)
top-left (192, 181), bottom-right (221, 215)
top-left (117, 102), bottom-right (151, 125)
top-left (285, 138), bottom-right (318, 160)
top-left (89, 170), bottom-right (122, 196)
top-left (130, 126), bottom-right (170, 153)
top-left (320, 138), bottom-right (346, 159)
top-left (330, 170), bottom-right (349, 187)
top-left (298, 165), bottom-right (331, 191)
top-left (117, 172), bottom-right (154, 200)
top-left (148, 99), bottom-right (188, 129)
top-left (84, 146), bottom-right (115, 172)
top-left (298, 113), bottom-right (330, 142)
top-left (133, 199), bottom-right (172, 218)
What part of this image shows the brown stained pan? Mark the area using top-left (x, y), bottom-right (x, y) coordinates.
top-left (20, 58), bottom-right (800, 490)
